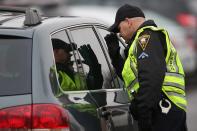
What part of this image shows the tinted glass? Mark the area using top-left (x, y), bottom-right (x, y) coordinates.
top-left (52, 30), bottom-right (70, 43)
top-left (51, 30), bottom-right (87, 92)
top-left (52, 30), bottom-right (79, 73)
top-left (97, 28), bottom-right (125, 88)
top-left (70, 27), bottom-right (114, 89)
top-left (0, 37), bottom-right (32, 96)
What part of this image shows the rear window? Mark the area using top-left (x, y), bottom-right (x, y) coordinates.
top-left (0, 37), bottom-right (32, 96)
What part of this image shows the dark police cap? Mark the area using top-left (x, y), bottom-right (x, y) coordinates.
top-left (109, 4), bottom-right (145, 33)
top-left (52, 39), bottom-right (73, 52)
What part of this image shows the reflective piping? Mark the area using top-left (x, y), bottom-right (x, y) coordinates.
top-left (163, 82), bottom-right (185, 90)
top-left (133, 41), bottom-right (138, 57)
top-left (165, 91), bottom-right (187, 111)
top-left (167, 50), bottom-right (171, 71)
top-left (175, 53), bottom-right (180, 73)
top-left (165, 31), bottom-right (179, 72)
top-left (127, 78), bottom-right (138, 90)
top-left (167, 50), bottom-right (175, 71)
top-left (177, 103), bottom-right (187, 110)
top-left (172, 51), bottom-right (179, 72)
top-left (164, 73), bottom-right (185, 87)
top-left (164, 30), bottom-right (172, 62)
top-left (166, 72), bottom-right (184, 78)
top-left (163, 91), bottom-right (186, 111)
top-left (166, 91), bottom-right (186, 99)
top-left (130, 59), bottom-right (138, 77)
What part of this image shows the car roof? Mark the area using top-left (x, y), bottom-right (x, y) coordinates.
top-left (0, 15), bottom-right (108, 28)
top-left (0, 7), bottom-right (108, 38)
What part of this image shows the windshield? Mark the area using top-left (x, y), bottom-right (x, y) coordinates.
top-left (0, 37), bottom-right (32, 96)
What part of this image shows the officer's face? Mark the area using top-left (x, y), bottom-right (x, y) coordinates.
top-left (118, 18), bottom-right (134, 43)
top-left (54, 49), bottom-right (71, 64)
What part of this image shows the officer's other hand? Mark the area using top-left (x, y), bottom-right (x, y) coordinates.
top-left (130, 100), bottom-right (152, 131)
top-left (78, 44), bottom-right (99, 67)
top-left (78, 44), bottom-right (103, 90)
top-left (104, 33), bottom-right (120, 58)
top-left (104, 33), bottom-right (119, 49)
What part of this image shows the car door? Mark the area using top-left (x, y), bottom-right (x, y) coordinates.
top-left (51, 29), bottom-right (102, 131)
top-left (68, 25), bottom-right (135, 131)
top-left (95, 26), bottom-right (139, 131)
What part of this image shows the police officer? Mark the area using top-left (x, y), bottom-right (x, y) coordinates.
top-left (104, 4), bottom-right (187, 131)
top-left (52, 38), bottom-right (86, 93)
top-left (52, 39), bottom-right (103, 93)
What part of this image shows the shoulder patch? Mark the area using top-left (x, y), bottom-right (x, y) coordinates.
top-left (138, 34), bottom-right (150, 51)
top-left (138, 52), bottom-right (149, 59)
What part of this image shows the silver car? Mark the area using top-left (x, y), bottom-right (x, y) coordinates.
top-left (0, 6), bottom-right (135, 131)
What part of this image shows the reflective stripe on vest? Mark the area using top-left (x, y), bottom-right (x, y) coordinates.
top-left (122, 26), bottom-right (187, 111)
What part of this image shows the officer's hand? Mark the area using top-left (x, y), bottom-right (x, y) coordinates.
top-left (104, 33), bottom-right (120, 58)
top-left (78, 44), bottom-right (99, 67)
top-left (104, 33), bottom-right (119, 49)
top-left (78, 44), bottom-right (103, 90)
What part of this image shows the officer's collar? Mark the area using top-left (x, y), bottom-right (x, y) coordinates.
top-left (124, 20), bottom-right (157, 57)
top-left (138, 19), bottom-right (157, 30)
top-left (127, 20), bottom-right (157, 45)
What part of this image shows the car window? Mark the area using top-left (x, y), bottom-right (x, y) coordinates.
top-left (0, 37), bottom-right (32, 96)
top-left (96, 27), bottom-right (125, 89)
top-left (51, 30), bottom-right (87, 92)
top-left (52, 30), bottom-right (70, 43)
top-left (51, 30), bottom-right (76, 70)
top-left (69, 26), bottom-right (115, 89)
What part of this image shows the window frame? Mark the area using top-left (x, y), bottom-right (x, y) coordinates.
top-left (49, 23), bottom-right (123, 92)
top-left (94, 25), bottom-right (127, 89)
top-left (67, 25), bottom-right (119, 90)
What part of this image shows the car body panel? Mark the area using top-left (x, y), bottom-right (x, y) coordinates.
top-left (0, 94), bottom-right (31, 109)
top-left (0, 11), bottom-right (135, 130)
top-left (0, 28), bottom-right (33, 38)
top-left (32, 17), bottom-right (135, 131)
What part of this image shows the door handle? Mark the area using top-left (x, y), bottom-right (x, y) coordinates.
top-left (98, 107), bottom-right (111, 119)
top-left (101, 110), bottom-right (111, 118)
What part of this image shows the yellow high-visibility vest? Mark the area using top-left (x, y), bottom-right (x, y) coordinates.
top-left (122, 26), bottom-right (187, 111)
top-left (54, 71), bottom-right (87, 97)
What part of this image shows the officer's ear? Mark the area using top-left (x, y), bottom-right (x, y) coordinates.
top-left (125, 18), bottom-right (133, 27)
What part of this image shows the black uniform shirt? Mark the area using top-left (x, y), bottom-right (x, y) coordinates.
top-left (129, 20), bottom-right (167, 121)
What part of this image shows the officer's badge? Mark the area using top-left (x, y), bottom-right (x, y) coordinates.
top-left (138, 35), bottom-right (150, 51)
